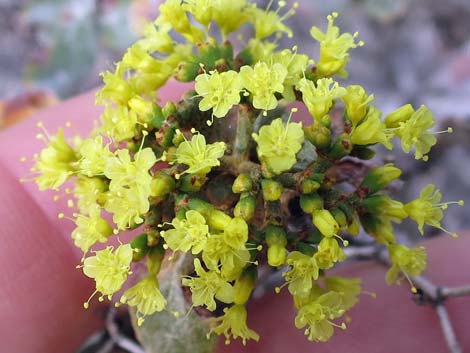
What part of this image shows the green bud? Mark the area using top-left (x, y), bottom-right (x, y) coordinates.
top-left (359, 163), bottom-right (402, 195)
top-left (331, 208), bottom-right (348, 229)
top-left (188, 198), bottom-right (214, 219)
top-left (265, 225), bottom-right (288, 267)
top-left (384, 104), bottom-right (414, 128)
top-left (234, 193), bottom-right (256, 221)
top-left (320, 114), bottom-right (332, 128)
top-left (147, 241), bottom-right (165, 275)
top-left (347, 212), bottom-right (361, 236)
top-left (131, 233), bottom-right (149, 261)
top-left (208, 209), bottom-right (232, 231)
top-left (149, 105), bottom-right (165, 129)
top-left (312, 209), bottom-right (339, 237)
top-left (232, 173), bottom-right (253, 193)
top-left (304, 123), bottom-right (331, 149)
top-left (162, 101), bottom-right (177, 117)
top-left (329, 133), bottom-right (353, 159)
top-left (179, 173), bottom-right (205, 193)
top-left (150, 172), bottom-right (176, 197)
top-left (234, 266), bottom-right (257, 305)
top-left (350, 145), bottom-right (376, 160)
top-left (261, 179), bottom-right (284, 201)
top-left (300, 193), bottom-right (323, 214)
top-left (155, 125), bottom-right (176, 149)
top-left (300, 178), bottom-right (321, 194)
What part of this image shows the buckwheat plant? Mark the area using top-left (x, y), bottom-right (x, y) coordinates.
top-left (30, 0), bottom-right (464, 349)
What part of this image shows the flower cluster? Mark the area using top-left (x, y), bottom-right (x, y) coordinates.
top-left (31, 0), bottom-right (463, 347)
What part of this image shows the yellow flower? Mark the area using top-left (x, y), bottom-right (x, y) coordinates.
top-left (384, 104), bottom-right (414, 128)
top-left (324, 276), bottom-right (362, 311)
top-left (386, 245), bottom-right (427, 287)
top-left (202, 233), bottom-right (250, 281)
top-left (209, 304), bottom-right (259, 345)
top-left (120, 275), bottom-right (166, 326)
top-left (105, 148), bottom-right (156, 193)
top-left (158, 0), bottom-right (204, 43)
top-left (83, 244), bottom-right (133, 298)
top-left (297, 77), bottom-right (346, 120)
top-left (246, 3), bottom-right (295, 39)
top-left (405, 184), bottom-right (463, 236)
top-left (396, 105), bottom-right (437, 160)
top-left (212, 0), bottom-right (248, 36)
top-left (239, 61), bottom-right (287, 111)
top-left (96, 67), bottom-right (135, 107)
top-left (71, 206), bottom-right (113, 253)
top-left (183, 0), bottom-right (214, 28)
top-left (100, 105), bottom-right (138, 141)
top-left (78, 136), bottom-right (113, 177)
top-left (314, 237), bottom-right (346, 270)
top-left (33, 128), bottom-right (77, 190)
top-left (161, 210), bottom-right (209, 254)
top-left (272, 48), bottom-right (309, 102)
top-left (73, 177), bottom-right (107, 214)
top-left (342, 85), bottom-right (374, 126)
top-left (222, 217), bottom-right (249, 250)
top-left (173, 134), bottom-right (226, 176)
top-left (294, 291), bottom-right (345, 342)
top-left (195, 70), bottom-right (243, 118)
top-left (182, 259), bottom-right (234, 311)
top-left (283, 251), bottom-right (319, 297)
top-left (252, 118), bottom-right (304, 175)
top-left (138, 22), bottom-right (174, 54)
top-left (310, 12), bottom-right (363, 77)
top-left (350, 106), bottom-right (393, 149)
top-left (104, 187), bottom-right (150, 229)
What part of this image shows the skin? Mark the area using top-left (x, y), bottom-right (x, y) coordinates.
top-left (0, 83), bottom-right (468, 353)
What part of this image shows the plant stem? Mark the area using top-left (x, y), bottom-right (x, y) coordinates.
top-left (233, 104), bottom-right (256, 161)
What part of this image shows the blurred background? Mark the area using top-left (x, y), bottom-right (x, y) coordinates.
top-left (0, 0), bottom-right (469, 232)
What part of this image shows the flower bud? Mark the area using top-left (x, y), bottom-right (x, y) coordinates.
top-left (304, 123), bottom-right (331, 149)
top-left (343, 85), bottom-right (374, 125)
top-left (147, 241), bottom-right (165, 275)
top-left (265, 225), bottom-right (288, 267)
top-left (208, 209), bottom-right (232, 231)
top-left (261, 179), bottom-right (284, 201)
top-left (359, 163), bottom-right (402, 195)
top-left (300, 178), bottom-right (321, 194)
top-left (232, 173), bottom-right (253, 193)
top-left (162, 101), bottom-right (177, 117)
top-left (150, 172), bottom-right (176, 197)
top-left (312, 209), bottom-right (339, 237)
top-left (234, 193), bottom-right (256, 221)
top-left (300, 193), bottom-right (323, 214)
top-left (234, 266), bottom-right (257, 305)
top-left (384, 104), bottom-right (414, 128)
top-left (328, 133), bottom-right (353, 159)
top-left (331, 208), bottom-right (348, 229)
top-left (179, 173), bottom-right (205, 192)
top-left (131, 233), bottom-right (150, 261)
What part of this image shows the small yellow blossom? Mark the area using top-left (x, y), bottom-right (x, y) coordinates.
top-left (396, 105), bottom-right (437, 160)
top-left (71, 206), bottom-right (113, 253)
top-left (120, 275), bottom-right (167, 326)
top-left (158, 0), bottom-right (204, 43)
top-left (174, 134), bottom-right (226, 176)
top-left (222, 217), bottom-right (249, 250)
top-left (210, 304), bottom-right (259, 345)
top-left (138, 22), bottom-right (174, 54)
top-left (351, 106), bottom-right (393, 149)
top-left (83, 244), bottom-right (133, 297)
top-left (104, 188), bottom-right (150, 229)
top-left (78, 136), bottom-right (113, 177)
top-left (405, 184), bottom-right (463, 236)
top-left (342, 85), bottom-right (374, 125)
top-left (310, 12), bottom-right (363, 77)
top-left (297, 77), bottom-right (346, 120)
top-left (283, 251), bottom-right (319, 297)
top-left (325, 276), bottom-right (362, 311)
top-left (161, 210), bottom-right (209, 254)
top-left (386, 244), bottom-right (427, 287)
top-left (252, 118), bottom-right (304, 175)
top-left (294, 291), bottom-right (345, 342)
top-left (314, 237), bottom-right (346, 270)
top-left (246, 4), bottom-right (294, 39)
top-left (211, 0), bottom-right (248, 36)
top-left (100, 106), bottom-right (138, 141)
top-left (272, 48), bottom-right (309, 102)
top-left (96, 66), bottom-right (135, 107)
top-left (182, 259), bottom-right (234, 311)
top-left (73, 177), bottom-right (107, 214)
top-left (239, 62), bottom-right (287, 111)
top-left (195, 70), bottom-right (243, 118)
top-left (34, 128), bottom-right (77, 190)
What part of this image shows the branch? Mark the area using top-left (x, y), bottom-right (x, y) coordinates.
top-left (106, 307), bottom-right (146, 353)
top-left (441, 285), bottom-right (470, 298)
top-left (436, 304), bottom-right (463, 353)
